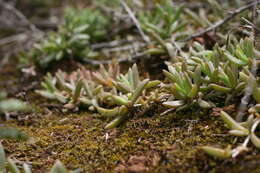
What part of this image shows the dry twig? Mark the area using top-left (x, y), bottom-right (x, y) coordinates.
top-left (0, 0), bottom-right (41, 33)
top-left (0, 1), bottom-right (44, 60)
top-left (120, 0), bottom-right (150, 43)
top-left (82, 51), bottom-right (147, 66)
top-left (183, 0), bottom-right (259, 42)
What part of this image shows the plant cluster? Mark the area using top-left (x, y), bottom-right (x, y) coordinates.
top-left (36, 37), bottom-right (258, 121)
top-left (0, 91), bottom-right (30, 141)
top-left (161, 37), bottom-right (256, 110)
top-left (19, 0), bottom-right (252, 70)
top-left (36, 36), bottom-right (260, 159)
top-left (160, 37), bottom-right (260, 158)
top-left (138, 0), bottom-right (186, 40)
top-left (95, 64), bottom-right (160, 129)
top-left (64, 8), bottom-right (109, 43)
top-left (36, 62), bottom-right (160, 128)
top-left (202, 110), bottom-right (260, 159)
top-left (14, 0), bottom-right (259, 164)
top-left (137, 0), bottom-right (237, 42)
top-left (36, 69), bottom-right (105, 111)
top-left (162, 63), bottom-right (215, 110)
top-left (21, 7), bottom-right (111, 68)
top-left (183, 0), bottom-right (225, 28)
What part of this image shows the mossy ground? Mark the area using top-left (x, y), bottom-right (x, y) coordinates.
top-left (0, 60), bottom-right (260, 173)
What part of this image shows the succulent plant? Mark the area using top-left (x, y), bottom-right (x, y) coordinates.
top-left (36, 62), bottom-right (161, 128)
top-left (160, 36), bottom-right (260, 116)
top-left (92, 60), bottom-right (120, 88)
top-left (207, 62), bottom-right (247, 97)
top-left (36, 68), bottom-right (109, 111)
top-left (201, 145), bottom-right (232, 159)
top-left (184, 0), bottom-right (225, 29)
top-left (167, 37), bottom-right (259, 103)
top-left (220, 111), bottom-right (250, 137)
top-left (138, 0), bottom-right (186, 40)
top-left (0, 92), bottom-right (30, 142)
top-left (95, 64), bottom-right (160, 129)
top-left (63, 8), bottom-right (110, 43)
top-left (24, 26), bottom-right (93, 68)
top-left (0, 92), bottom-right (28, 114)
top-left (250, 75), bottom-right (260, 103)
top-left (189, 43), bottom-right (245, 93)
top-left (202, 110), bottom-right (260, 159)
top-left (35, 73), bottom-right (67, 103)
top-left (198, 38), bottom-right (260, 158)
top-left (0, 127), bottom-right (28, 141)
top-left (21, 7), bottom-right (111, 68)
top-left (0, 143), bottom-right (80, 173)
top-left (221, 37), bottom-right (255, 67)
top-left (112, 64), bottom-right (160, 94)
top-left (162, 64), bottom-right (214, 110)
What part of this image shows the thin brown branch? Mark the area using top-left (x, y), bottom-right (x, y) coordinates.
top-left (0, 33), bottom-right (27, 46)
top-left (91, 39), bottom-right (130, 50)
top-left (183, 0), bottom-right (259, 42)
top-left (82, 51), bottom-right (147, 66)
top-left (0, 0), bottom-right (41, 33)
top-left (120, 0), bottom-right (150, 43)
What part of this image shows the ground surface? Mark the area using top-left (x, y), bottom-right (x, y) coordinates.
top-left (1, 0), bottom-right (260, 172)
top-left (1, 60), bottom-right (260, 173)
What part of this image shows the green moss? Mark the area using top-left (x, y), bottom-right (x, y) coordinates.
top-left (1, 109), bottom-right (259, 172)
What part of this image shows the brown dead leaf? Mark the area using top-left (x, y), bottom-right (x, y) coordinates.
top-left (128, 163), bottom-right (148, 173)
top-left (115, 152), bottom-right (160, 173)
top-left (211, 104), bottom-right (235, 116)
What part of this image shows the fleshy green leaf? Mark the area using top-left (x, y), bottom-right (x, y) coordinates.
top-left (220, 111), bottom-right (249, 134)
top-left (7, 158), bottom-right (20, 173)
top-left (198, 99), bottom-right (213, 109)
top-left (201, 146), bottom-right (232, 159)
top-left (210, 84), bottom-right (231, 93)
top-left (105, 106), bottom-right (128, 129)
top-left (130, 79), bottom-right (149, 104)
top-left (72, 79), bottom-right (83, 103)
top-left (23, 163), bottom-right (32, 173)
top-left (162, 100), bottom-right (185, 108)
top-left (50, 160), bottom-right (67, 173)
top-left (0, 127), bottom-right (28, 141)
top-left (96, 106), bottom-right (119, 117)
top-left (223, 52), bottom-right (247, 66)
top-left (229, 130), bottom-right (248, 137)
top-left (0, 143), bottom-right (5, 172)
top-left (112, 96), bottom-right (129, 106)
top-left (132, 64), bottom-right (140, 88)
top-left (250, 132), bottom-right (260, 149)
top-left (0, 99), bottom-right (28, 113)
top-left (145, 80), bottom-right (161, 89)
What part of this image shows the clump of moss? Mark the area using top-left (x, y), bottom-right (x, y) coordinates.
top-left (0, 142), bottom-right (77, 172)
top-left (3, 107), bottom-right (259, 172)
